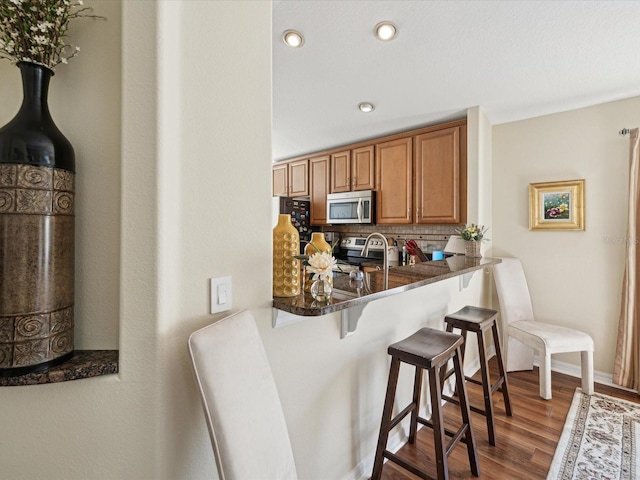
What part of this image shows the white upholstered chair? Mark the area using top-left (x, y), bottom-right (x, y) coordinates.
top-left (493, 258), bottom-right (594, 400)
top-left (188, 310), bottom-right (298, 480)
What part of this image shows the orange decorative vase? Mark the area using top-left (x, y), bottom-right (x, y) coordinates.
top-left (273, 214), bottom-right (300, 297)
top-left (304, 232), bottom-right (333, 292)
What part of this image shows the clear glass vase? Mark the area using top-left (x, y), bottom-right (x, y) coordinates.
top-left (310, 277), bottom-right (332, 302)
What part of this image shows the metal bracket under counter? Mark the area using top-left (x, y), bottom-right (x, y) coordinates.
top-left (272, 303), bottom-right (367, 339)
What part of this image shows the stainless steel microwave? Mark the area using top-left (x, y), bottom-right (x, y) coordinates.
top-left (326, 190), bottom-right (375, 224)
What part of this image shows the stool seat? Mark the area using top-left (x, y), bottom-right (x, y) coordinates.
top-left (443, 306), bottom-right (498, 332)
top-left (371, 327), bottom-right (479, 480)
top-left (443, 306), bottom-right (512, 447)
top-left (389, 328), bottom-right (464, 369)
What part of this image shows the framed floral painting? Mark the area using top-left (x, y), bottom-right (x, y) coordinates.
top-left (529, 179), bottom-right (585, 230)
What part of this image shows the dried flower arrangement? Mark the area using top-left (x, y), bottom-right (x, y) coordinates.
top-left (0, 0), bottom-right (103, 71)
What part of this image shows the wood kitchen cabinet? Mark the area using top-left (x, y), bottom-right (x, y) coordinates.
top-left (330, 146), bottom-right (375, 193)
top-left (376, 137), bottom-right (413, 224)
top-left (414, 126), bottom-right (467, 224)
top-left (309, 155), bottom-right (330, 225)
top-left (275, 118), bottom-right (466, 224)
top-left (272, 158), bottom-right (309, 197)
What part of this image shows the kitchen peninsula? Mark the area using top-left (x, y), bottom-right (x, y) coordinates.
top-left (273, 256), bottom-right (500, 336)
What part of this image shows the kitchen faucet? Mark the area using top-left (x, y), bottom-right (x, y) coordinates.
top-left (361, 232), bottom-right (389, 289)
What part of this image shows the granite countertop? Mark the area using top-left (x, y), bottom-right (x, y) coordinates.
top-left (0, 350), bottom-right (118, 386)
top-left (273, 256), bottom-right (501, 316)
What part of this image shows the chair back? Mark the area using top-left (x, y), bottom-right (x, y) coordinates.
top-left (188, 310), bottom-right (298, 480)
top-left (493, 257), bottom-right (535, 325)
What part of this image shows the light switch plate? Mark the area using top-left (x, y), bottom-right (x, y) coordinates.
top-left (210, 276), bottom-right (232, 314)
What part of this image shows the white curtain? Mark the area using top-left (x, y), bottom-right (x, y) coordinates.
top-left (613, 128), bottom-right (640, 391)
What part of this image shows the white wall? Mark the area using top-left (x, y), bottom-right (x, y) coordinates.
top-left (492, 96), bottom-right (640, 374)
top-left (0, 1), bottom-right (492, 479)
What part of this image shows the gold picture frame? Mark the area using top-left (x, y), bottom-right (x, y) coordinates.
top-left (529, 179), bottom-right (585, 231)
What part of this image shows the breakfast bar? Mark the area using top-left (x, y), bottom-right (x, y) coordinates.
top-left (273, 256), bottom-right (501, 337)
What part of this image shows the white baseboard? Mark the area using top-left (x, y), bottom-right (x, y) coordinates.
top-left (534, 356), bottom-right (637, 393)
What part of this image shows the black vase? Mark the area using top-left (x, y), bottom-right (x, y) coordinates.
top-left (0, 62), bottom-right (76, 376)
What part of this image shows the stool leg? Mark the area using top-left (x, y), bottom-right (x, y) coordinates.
top-left (409, 366), bottom-right (424, 444)
top-left (428, 365), bottom-right (449, 480)
top-left (491, 323), bottom-right (512, 416)
top-left (371, 357), bottom-right (401, 480)
top-left (453, 346), bottom-right (480, 477)
top-left (441, 322), bottom-right (467, 398)
top-left (477, 328), bottom-right (497, 446)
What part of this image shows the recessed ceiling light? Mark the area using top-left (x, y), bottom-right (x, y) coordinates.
top-left (374, 21), bottom-right (397, 41)
top-left (283, 30), bottom-right (304, 48)
top-left (358, 102), bottom-right (375, 113)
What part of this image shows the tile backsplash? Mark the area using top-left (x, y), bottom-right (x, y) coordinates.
top-left (320, 224), bottom-right (459, 251)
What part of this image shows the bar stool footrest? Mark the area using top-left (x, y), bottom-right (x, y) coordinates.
top-left (383, 450), bottom-right (435, 480)
top-left (416, 416), bottom-right (471, 453)
top-left (464, 375), bottom-right (506, 393)
top-left (389, 402), bottom-right (417, 431)
top-left (442, 394), bottom-right (489, 418)
top-left (490, 379), bottom-right (506, 394)
top-left (465, 376), bottom-right (483, 386)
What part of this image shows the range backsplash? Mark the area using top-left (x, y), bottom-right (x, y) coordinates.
top-left (320, 224), bottom-right (459, 251)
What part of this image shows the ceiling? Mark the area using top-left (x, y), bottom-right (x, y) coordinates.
top-left (272, 0), bottom-right (640, 161)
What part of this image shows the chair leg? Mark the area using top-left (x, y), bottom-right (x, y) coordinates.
top-left (539, 353), bottom-right (552, 400)
top-left (581, 350), bottom-right (594, 395)
top-left (371, 357), bottom-right (401, 480)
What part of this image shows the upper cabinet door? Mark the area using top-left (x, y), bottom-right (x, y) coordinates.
top-left (352, 145), bottom-right (375, 191)
top-left (272, 159), bottom-right (309, 197)
top-left (376, 137), bottom-right (413, 224)
top-left (330, 150), bottom-right (351, 193)
top-left (414, 126), bottom-right (465, 224)
top-left (288, 159), bottom-right (309, 197)
top-left (272, 162), bottom-right (288, 197)
top-left (310, 155), bottom-right (330, 225)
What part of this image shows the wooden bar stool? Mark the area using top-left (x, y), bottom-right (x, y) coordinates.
top-left (441, 306), bottom-right (513, 447)
top-left (371, 328), bottom-right (479, 480)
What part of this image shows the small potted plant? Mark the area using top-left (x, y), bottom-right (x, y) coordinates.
top-left (456, 224), bottom-right (488, 258)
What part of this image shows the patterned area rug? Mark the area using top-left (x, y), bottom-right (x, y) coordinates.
top-left (547, 388), bottom-right (640, 479)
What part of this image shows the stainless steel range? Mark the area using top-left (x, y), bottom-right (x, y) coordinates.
top-left (335, 236), bottom-right (386, 270)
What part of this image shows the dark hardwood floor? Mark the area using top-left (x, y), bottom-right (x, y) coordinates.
top-left (378, 358), bottom-right (639, 480)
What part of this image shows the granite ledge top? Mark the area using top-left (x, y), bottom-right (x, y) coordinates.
top-left (0, 350), bottom-right (119, 386)
top-left (273, 256), bottom-right (501, 316)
